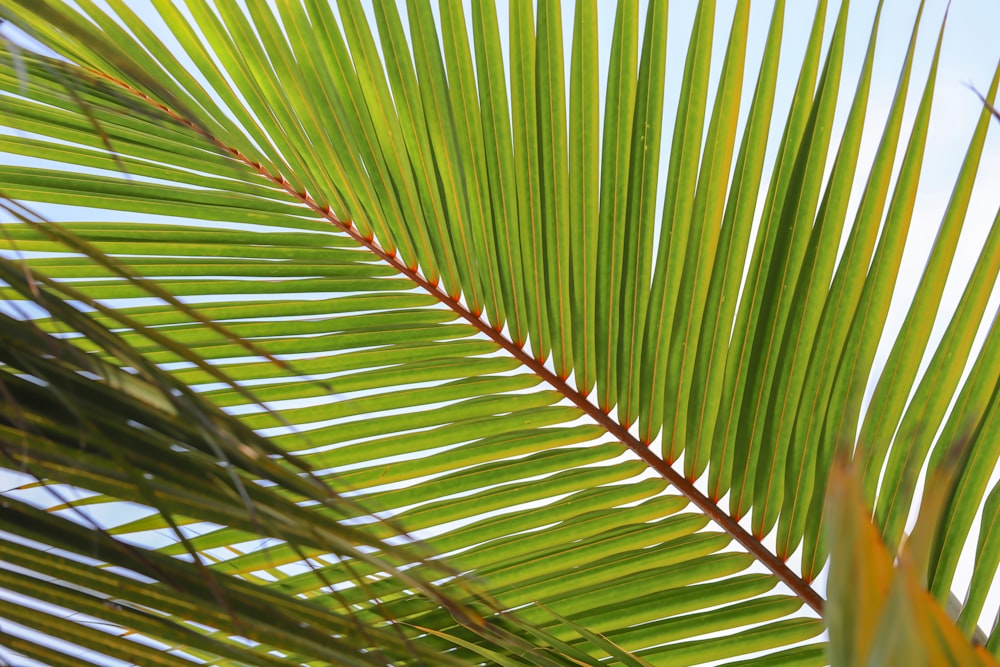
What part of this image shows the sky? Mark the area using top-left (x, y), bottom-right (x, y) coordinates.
top-left (1, 0), bottom-right (1000, 665)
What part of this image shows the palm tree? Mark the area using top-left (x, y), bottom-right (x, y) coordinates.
top-left (0, 0), bottom-right (998, 664)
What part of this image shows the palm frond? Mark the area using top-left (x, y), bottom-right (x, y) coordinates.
top-left (0, 1), bottom-right (998, 665)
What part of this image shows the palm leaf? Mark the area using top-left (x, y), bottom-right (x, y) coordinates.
top-left (1, 1), bottom-right (998, 665)
top-left (826, 459), bottom-right (999, 666)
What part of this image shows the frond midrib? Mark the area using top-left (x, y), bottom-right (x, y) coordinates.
top-left (89, 62), bottom-right (827, 618)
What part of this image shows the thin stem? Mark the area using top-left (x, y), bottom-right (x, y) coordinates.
top-left (93, 69), bottom-right (825, 617)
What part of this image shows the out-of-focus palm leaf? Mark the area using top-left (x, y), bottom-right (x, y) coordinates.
top-left (826, 460), bottom-right (998, 667)
top-left (0, 1), bottom-right (997, 665)
top-left (1, 249), bottom-right (623, 666)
